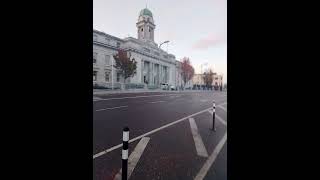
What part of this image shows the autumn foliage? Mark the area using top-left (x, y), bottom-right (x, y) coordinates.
top-left (113, 49), bottom-right (137, 82)
top-left (180, 57), bottom-right (195, 87)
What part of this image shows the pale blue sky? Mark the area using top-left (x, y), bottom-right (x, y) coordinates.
top-left (93, 0), bottom-right (227, 83)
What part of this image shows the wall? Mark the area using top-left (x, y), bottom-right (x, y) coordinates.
top-left (192, 74), bottom-right (223, 86)
top-left (93, 30), bottom-right (182, 88)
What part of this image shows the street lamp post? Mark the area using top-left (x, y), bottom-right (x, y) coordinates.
top-left (159, 40), bottom-right (170, 89)
top-left (112, 56), bottom-right (114, 90)
top-left (175, 62), bottom-right (177, 90)
top-left (159, 40), bottom-right (169, 49)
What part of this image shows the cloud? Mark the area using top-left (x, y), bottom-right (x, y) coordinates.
top-left (192, 34), bottom-right (225, 50)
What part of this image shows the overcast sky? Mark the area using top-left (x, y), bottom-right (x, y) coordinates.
top-left (93, 0), bottom-right (227, 83)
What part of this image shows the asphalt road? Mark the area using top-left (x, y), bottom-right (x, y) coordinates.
top-left (93, 91), bottom-right (227, 180)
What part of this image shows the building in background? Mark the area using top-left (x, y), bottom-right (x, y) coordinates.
top-left (93, 8), bottom-right (181, 89)
top-left (192, 73), bottom-right (223, 87)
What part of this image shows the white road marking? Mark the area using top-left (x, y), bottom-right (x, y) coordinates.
top-left (218, 102), bottom-right (227, 106)
top-left (93, 94), bottom-right (182, 101)
top-left (194, 132), bottom-right (227, 180)
top-left (149, 101), bottom-right (165, 104)
top-left (208, 110), bottom-right (227, 126)
top-left (95, 105), bottom-right (128, 111)
top-left (94, 105), bottom-right (221, 159)
top-left (114, 137), bottom-right (150, 180)
top-left (189, 118), bottom-right (208, 157)
top-left (93, 102), bottom-right (227, 159)
top-left (217, 105), bottom-right (227, 112)
top-left (200, 99), bottom-right (208, 102)
top-left (93, 96), bottom-right (103, 100)
top-left (169, 95), bottom-right (181, 98)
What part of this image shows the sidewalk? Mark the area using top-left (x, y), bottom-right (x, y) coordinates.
top-left (93, 89), bottom-right (166, 95)
top-left (93, 88), bottom-right (227, 95)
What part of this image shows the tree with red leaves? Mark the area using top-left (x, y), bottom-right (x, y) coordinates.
top-left (113, 49), bottom-right (137, 83)
top-left (180, 57), bottom-right (195, 89)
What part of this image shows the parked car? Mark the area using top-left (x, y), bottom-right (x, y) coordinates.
top-left (161, 83), bottom-right (169, 90)
top-left (170, 85), bottom-right (176, 91)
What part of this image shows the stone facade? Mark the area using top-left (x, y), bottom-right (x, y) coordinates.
top-left (192, 73), bottom-right (223, 87)
top-left (93, 8), bottom-right (181, 89)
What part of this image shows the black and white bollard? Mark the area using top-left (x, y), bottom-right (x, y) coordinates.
top-left (212, 101), bottom-right (216, 131)
top-left (122, 127), bottom-right (129, 180)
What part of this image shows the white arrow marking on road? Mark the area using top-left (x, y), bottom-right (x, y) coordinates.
top-left (95, 105), bottom-right (128, 111)
top-left (114, 137), bottom-right (150, 180)
top-left (189, 118), bottom-right (208, 157)
top-left (194, 132), bottom-right (227, 180)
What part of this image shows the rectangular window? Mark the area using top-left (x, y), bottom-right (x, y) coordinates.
top-left (93, 71), bottom-right (97, 81)
top-left (105, 72), bottom-right (110, 82)
top-left (117, 73), bottom-right (121, 82)
top-left (93, 52), bottom-right (97, 63)
top-left (105, 55), bottom-right (110, 65)
top-left (116, 42), bottom-right (120, 47)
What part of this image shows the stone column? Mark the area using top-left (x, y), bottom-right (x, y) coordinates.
top-left (167, 66), bottom-right (170, 84)
top-left (150, 62), bottom-right (154, 85)
top-left (141, 60), bottom-right (144, 83)
top-left (159, 65), bottom-right (162, 84)
top-left (147, 62), bottom-right (150, 84)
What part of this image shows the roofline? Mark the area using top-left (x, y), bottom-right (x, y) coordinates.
top-left (93, 29), bottom-right (124, 42)
top-left (136, 20), bottom-right (156, 27)
top-left (93, 41), bottom-right (176, 65)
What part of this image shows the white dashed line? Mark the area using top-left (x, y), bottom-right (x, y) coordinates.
top-left (95, 105), bottom-right (128, 111)
top-left (149, 101), bottom-right (165, 104)
top-left (93, 96), bottom-right (103, 101)
top-left (189, 118), bottom-right (208, 157)
top-left (114, 137), bottom-right (150, 180)
top-left (194, 132), bottom-right (227, 180)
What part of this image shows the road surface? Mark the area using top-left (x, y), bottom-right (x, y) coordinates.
top-left (93, 91), bottom-right (227, 180)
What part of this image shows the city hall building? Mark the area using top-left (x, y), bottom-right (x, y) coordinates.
top-left (93, 8), bottom-right (182, 89)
